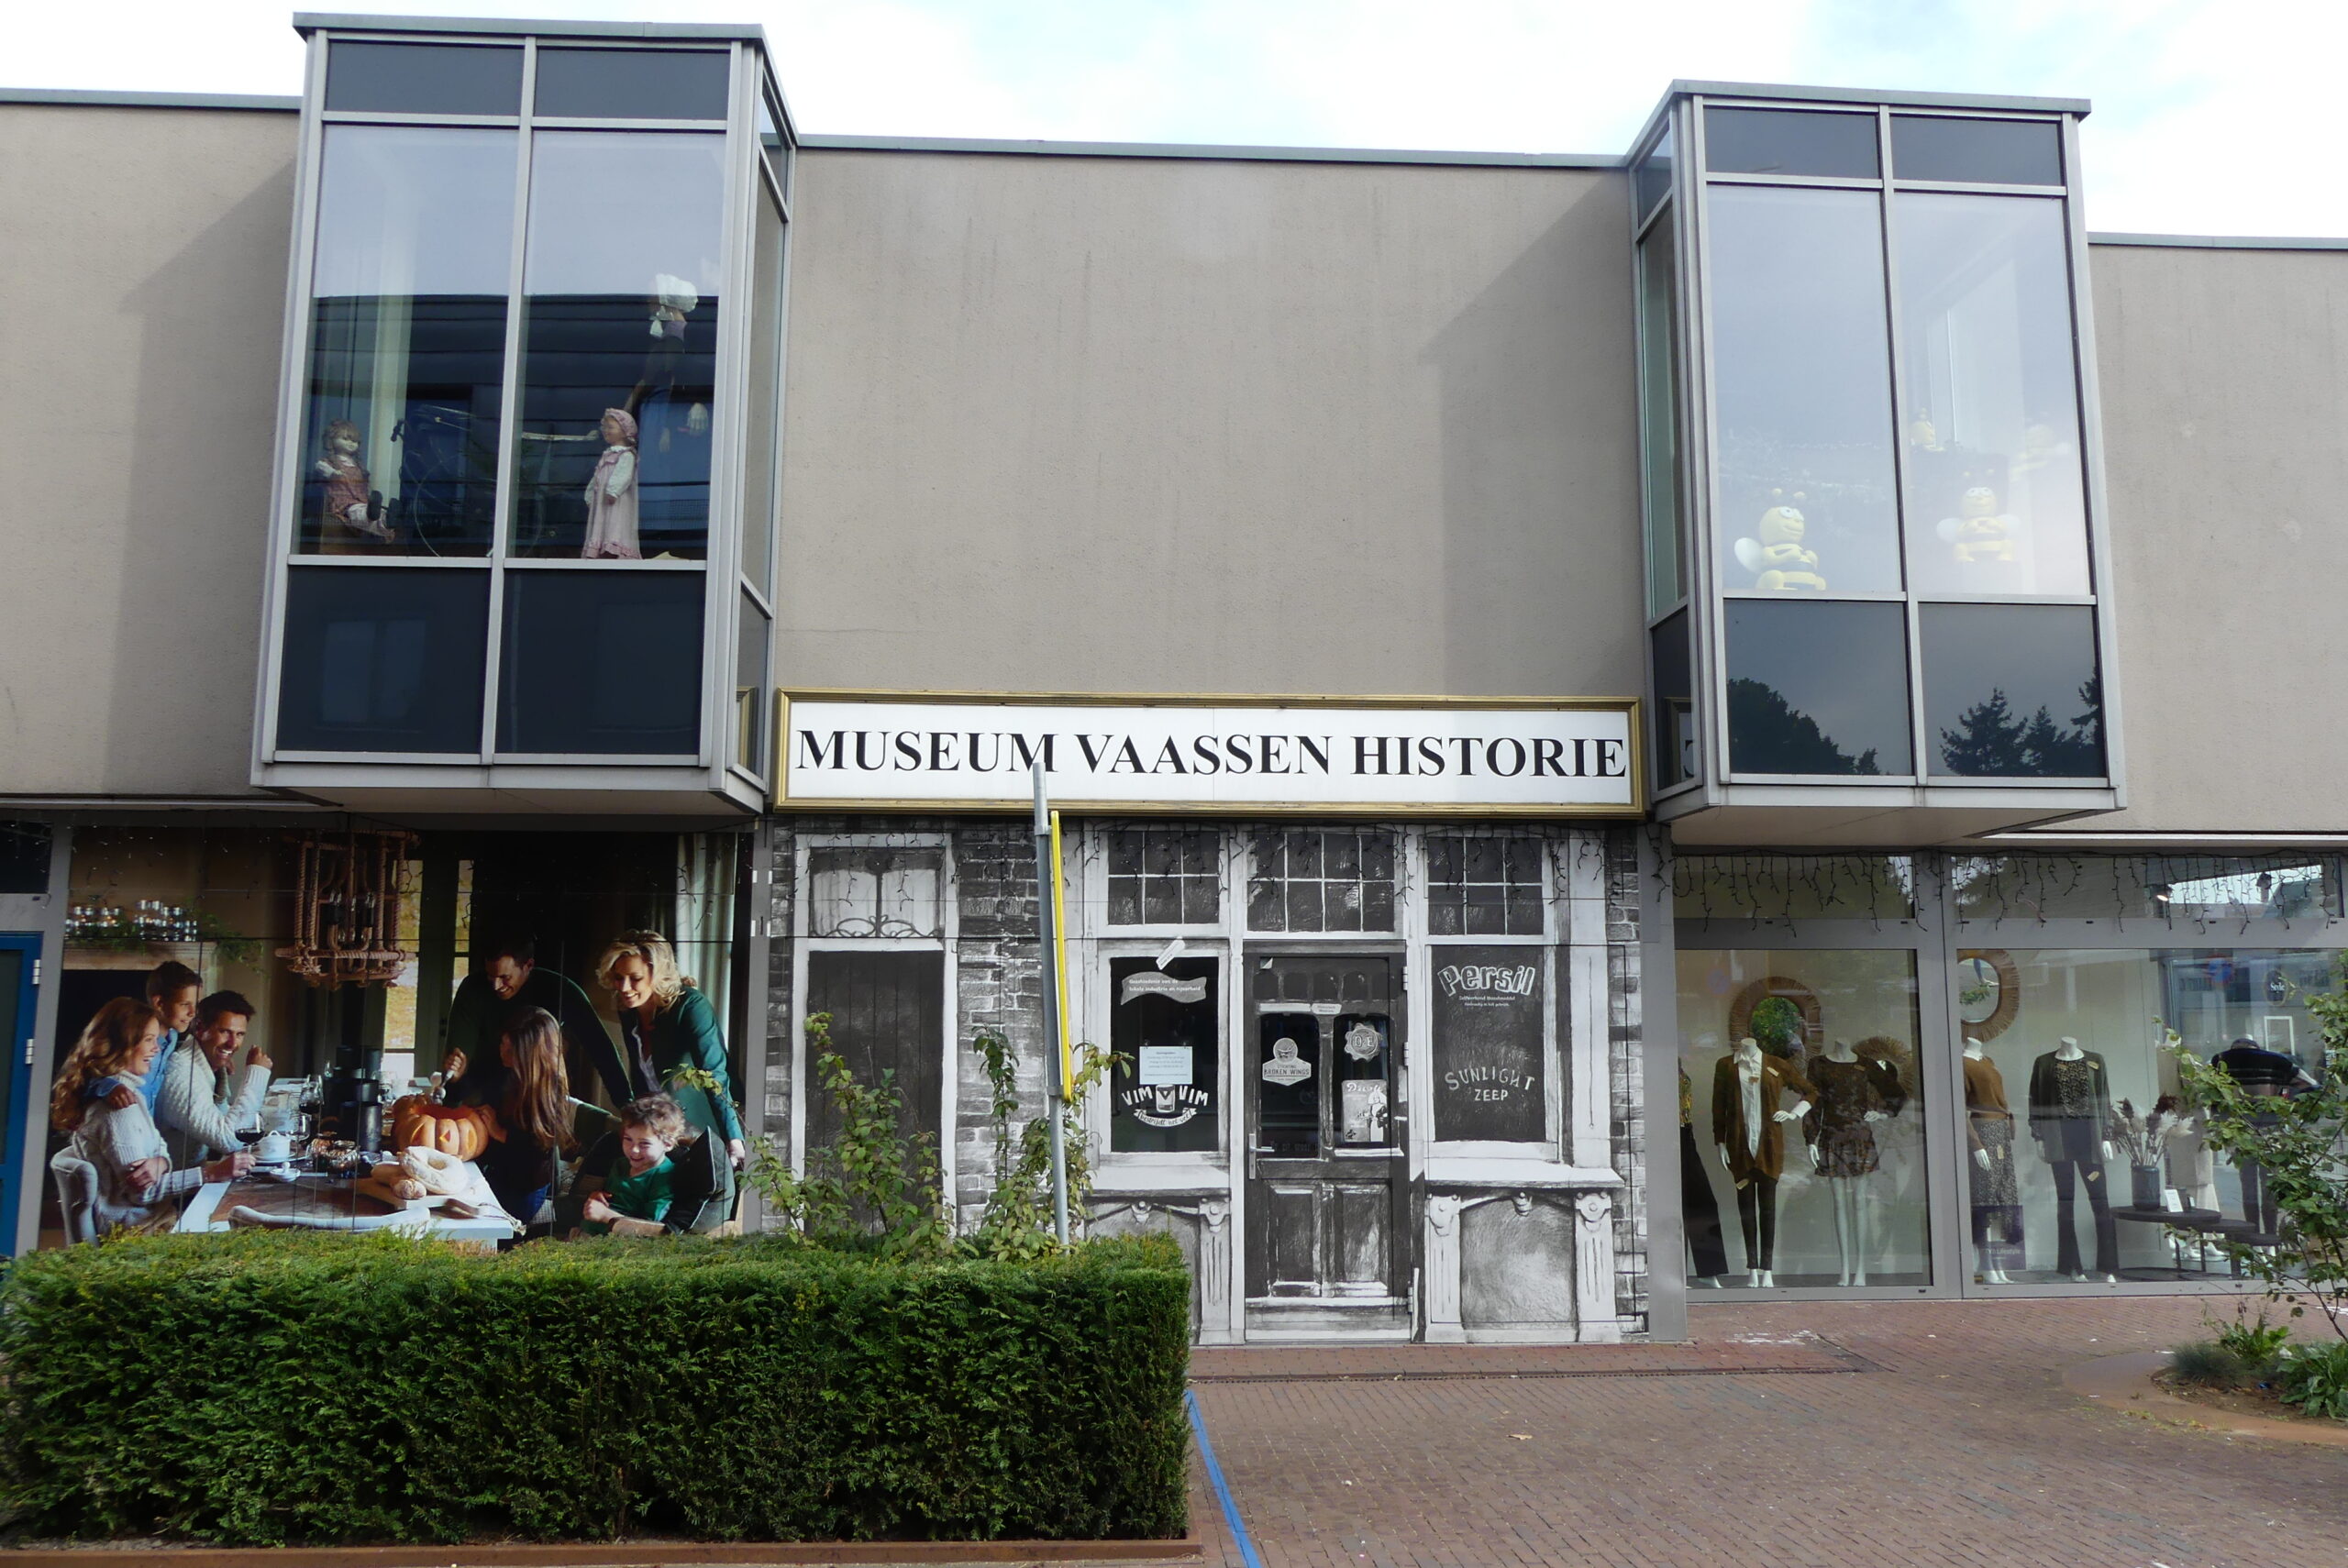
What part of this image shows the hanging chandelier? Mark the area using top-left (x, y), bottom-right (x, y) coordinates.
top-left (276, 828), bottom-right (416, 987)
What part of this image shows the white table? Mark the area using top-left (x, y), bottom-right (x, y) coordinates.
top-left (174, 1162), bottom-right (518, 1242)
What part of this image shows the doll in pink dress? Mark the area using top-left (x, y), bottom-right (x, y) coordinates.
top-left (581, 407), bottom-right (640, 559)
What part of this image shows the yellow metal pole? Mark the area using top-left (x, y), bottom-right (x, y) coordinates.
top-left (1049, 809), bottom-right (1072, 1091)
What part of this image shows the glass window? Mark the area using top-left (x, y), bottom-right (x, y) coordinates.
top-left (757, 92), bottom-right (789, 194)
top-left (1426, 838), bottom-right (1545, 936)
top-left (513, 132), bottom-right (725, 560)
top-left (1674, 855), bottom-right (1916, 922)
top-left (1951, 855), bottom-right (2339, 923)
top-left (497, 569), bottom-right (703, 755)
top-left (1429, 947), bottom-right (1546, 1143)
top-left (1651, 610), bottom-right (1696, 789)
top-left (0, 822), bottom-right (52, 896)
top-left (1898, 193), bottom-right (2089, 595)
top-left (807, 847), bottom-right (943, 937)
top-left (736, 592), bottom-right (770, 776)
top-left (324, 41), bottom-right (522, 116)
top-left (1105, 830), bottom-right (1221, 927)
top-left (1920, 604), bottom-right (2101, 778)
top-left (1107, 955), bottom-right (1220, 1154)
top-left (533, 48), bottom-right (731, 121)
top-left (1710, 186), bottom-right (1901, 594)
top-left (1704, 106), bottom-right (1879, 179)
top-left (1676, 948), bottom-right (1928, 1287)
top-left (1246, 830), bottom-right (1396, 933)
top-left (742, 184), bottom-right (786, 597)
top-left (277, 567), bottom-right (488, 753)
top-left (1891, 116), bottom-right (2063, 187)
top-left (1726, 601), bottom-right (1911, 776)
top-left (1637, 206), bottom-right (1684, 620)
top-left (1634, 126), bottom-right (1673, 220)
top-left (1962, 949), bottom-right (2328, 1284)
top-left (302, 127), bottom-right (515, 558)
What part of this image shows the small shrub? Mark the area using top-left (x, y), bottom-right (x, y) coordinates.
top-left (2169, 1341), bottom-right (2252, 1388)
top-left (2214, 1309), bottom-right (2293, 1377)
top-left (2277, 1341), bottom-right (2348, 1420)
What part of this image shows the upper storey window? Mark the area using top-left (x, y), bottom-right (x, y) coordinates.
top-left (324, 42), bottom-right (523, 116)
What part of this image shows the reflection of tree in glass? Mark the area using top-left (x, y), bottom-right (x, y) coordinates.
top-left (1750, 996), bottom-right (1803, 1060)
top-left (1939, 676), bottom-right (2102, 777)
top-left (1727, 679), bottom-right (1882, 775)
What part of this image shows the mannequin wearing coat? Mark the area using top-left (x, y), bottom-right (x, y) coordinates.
top-left (2027, 1034), bottom-right (2119, 1282)
top-left (1711, 1036), bottom-right (1815, 1287)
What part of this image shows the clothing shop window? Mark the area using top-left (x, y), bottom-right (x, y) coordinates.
top-left (1952, 855), bottom-right (2340, 924)
top-left (1959, 948), bottom-right (2329, 1285)
top-left (300, 126), bottom-right (515, 558)
top-left (1104, 830), bottom-right (1221, 928)
top-left (806, 848), bottom-right (943, 939)
top-left (1105, 955), bottom-right (1220, 1154)
top-left (1246, 830), bottom-right (1396, 933)
top-left (512, 131), bottom-right (725, 561)
top-left (1674, 855), bottom-right (1915, 923)
top-left (1675, 948), bottom-right (1929, 1289)
top-left (1425, 838), bottom-right (1545, 937)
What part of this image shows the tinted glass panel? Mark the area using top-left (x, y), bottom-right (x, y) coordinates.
top-left (0, 823), bottom-right (52, 895)
top-left (533, 48), bottom-right (730, 120)
top-left (278, 567), bottom-right (488, 752)
top-left (1891, 116), bottom-right (2063, 187)
top-left (1726, 601), bottom-right (1911, 776)
top-left (498, 570), bottom-right (704, 755)
top-left (1704, 106), bottom-right (1878, 179)
top-left (303, 127), bottom-right (514, 557)
top-left (1638, 207), bottom-right (1683, 619)
top-left (1899, 193), bottom-right (2089, 595)
top-left (1634, 125), bottom-right (1673, 219)
top-left (757, 93), bottom-right (789, 194)
top-left (742, 185), bottom-right (785, 596)
top-left (1710, 186), bottom-right (1900, 594)
top-left (1651, 609), bottom-right (1695, 788)
top-left (1921, 604), bottom-right (2102, 778)
top-left (324, 41), bottom-right (522, 116)
top-left (514, 132), bottom-right (725, 560)
top-left (735, 592), bottom-right (770, 775)
top-left (1674, 855), bottom-right (1916, 922)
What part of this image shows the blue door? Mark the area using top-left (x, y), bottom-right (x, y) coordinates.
top-left (0, 936), bottom-right (37, 1253)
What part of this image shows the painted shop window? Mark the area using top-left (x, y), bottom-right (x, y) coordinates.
top-left (1425, 838), bottom-right (1545, 937)
top-left (300, 126), bottom-right (515, 557)
top-left (1708, 184), bottom-right (1901, 595)
top-left (1104, 830), bottom-right (1220, 927)
top-left (803, 949), bottom-right (944, 1159)
top-left (1898, 193), bottom-right (2089, 596)
top-left (1955, 948), bottom-right (2327, 1286)
top-left (1675, 948), bottom-right (1929, 1289)
top-left (1427, 946), bottom-right (1546, 1143)
top-left (1246, 831), bottom-right (1396, 933)
top-left (512, 131), bottom-right (725, 560)
top-left (806, 848), bottom-right (943, 939)
top-left (1106, 955), bottom-right (1219, 1154)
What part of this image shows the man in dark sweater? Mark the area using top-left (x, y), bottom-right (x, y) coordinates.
top-left (442, 938), bottom-right (627, 1112)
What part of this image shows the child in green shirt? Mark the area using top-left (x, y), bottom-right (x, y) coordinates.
top-left (580, 1094), bottom-right (686, 1237)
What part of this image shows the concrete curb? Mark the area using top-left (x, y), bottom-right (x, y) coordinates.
top-left (0, 1540), bottom-right (1204, 1565)
top-left (2065, 1351), bottom-right (2348, 1447)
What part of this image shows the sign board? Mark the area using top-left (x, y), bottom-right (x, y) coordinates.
top-left (778, 692), bottom-right (1638, 815)
top-left (1431, 948), bottom-right (1546, 1143)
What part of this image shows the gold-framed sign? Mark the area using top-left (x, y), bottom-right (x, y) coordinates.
top-left (773, 690), bottom-right (1642, 817)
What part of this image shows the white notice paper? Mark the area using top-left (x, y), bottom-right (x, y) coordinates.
top-left (1137, 1045), bottom-right (1193, 1087)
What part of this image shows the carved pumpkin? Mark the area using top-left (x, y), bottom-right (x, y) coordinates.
top-left (388, 1095), bottom-right (496, 1163)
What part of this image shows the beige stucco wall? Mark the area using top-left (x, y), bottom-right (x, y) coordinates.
top-left (776, 150), bottom-right (1644, 701)
top-left (2088, 241), bottom-right (2348, 834)
top-left (0, 104), bottom-right (294, 801)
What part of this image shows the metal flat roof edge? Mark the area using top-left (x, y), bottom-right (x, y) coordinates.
top-left (2088, 231), bottom-right (2348, 252)
top-left (294, 12), bottom-right (770, 45)
top-left (798, 133), bottom-right (1624, 169)
top-left (1667, 78), bottom-right (2092, 116)
top-left (0, 86), bottom-right (299, 111)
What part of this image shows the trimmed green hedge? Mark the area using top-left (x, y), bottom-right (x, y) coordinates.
top-left (0, 1231), bottom-right (1189, 1546)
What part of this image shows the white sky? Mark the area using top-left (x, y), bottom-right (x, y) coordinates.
top-left (11, 0), bottom-right (2342, 236)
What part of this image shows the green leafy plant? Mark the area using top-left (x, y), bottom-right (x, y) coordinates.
top-left (0, 1230), bottom-right (1190, 1545)
top-left (1749, 995), bottom-right (1803, 1060)
top-left (725, 1012), bottom-right (948, 1257)
top-left (2170, 972), bottom-right (2348, 1344)
top-left (2277, 1341), bottom-right (2348, 1420)
top-left (966, 1032), bottom-right (1116, 1261)
top-left (2212, 1305), bottom-right (2293, 1376)
top-left (2169, 1340), bottom-right (2252, 1389)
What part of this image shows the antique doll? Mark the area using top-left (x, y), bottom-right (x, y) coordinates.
top-left (314, 418), bottom-right (393, 551)
top-left (581, 407), bottom-right (641, 560)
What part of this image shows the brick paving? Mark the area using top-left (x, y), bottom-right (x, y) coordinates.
top-left (1187, 1297), bottom-right (2348, 1568)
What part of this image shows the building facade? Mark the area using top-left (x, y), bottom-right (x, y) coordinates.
top-left (1, 15), bottom-right (2342, 1342)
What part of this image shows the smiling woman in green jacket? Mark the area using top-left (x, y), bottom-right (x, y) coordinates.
top-left (594, 930), bottom-right (747, 1169)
